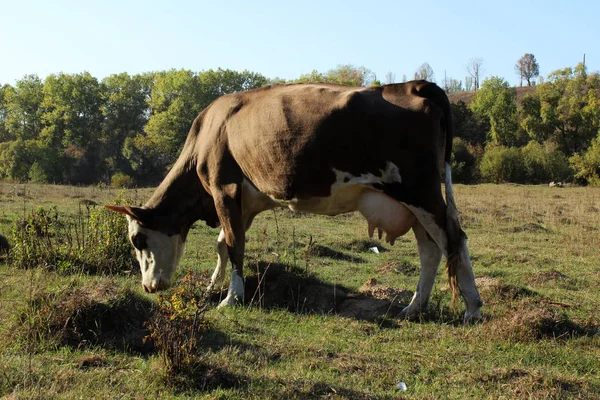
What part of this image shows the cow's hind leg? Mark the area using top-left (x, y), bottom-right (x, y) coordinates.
top-left (398, 221), bottom-right (442, 319)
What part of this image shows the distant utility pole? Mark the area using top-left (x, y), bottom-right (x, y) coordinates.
top-left (583, 53), bottom-right (586, 68)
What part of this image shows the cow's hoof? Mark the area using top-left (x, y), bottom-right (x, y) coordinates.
top-left (217, 294), bottom-right (241, 308)
top-left (463, 310), bottom-right (483, 325)
top-left (397, 305), bottom-right (420, 321)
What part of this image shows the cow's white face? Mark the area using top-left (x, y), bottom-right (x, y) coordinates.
top-left (126, 216), bottom-right (185, 293)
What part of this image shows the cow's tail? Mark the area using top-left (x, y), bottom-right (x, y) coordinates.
top-left (441, 94), bottom-right (463, 308)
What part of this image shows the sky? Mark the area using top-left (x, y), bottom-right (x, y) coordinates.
top-left (1, 0), bottom-right (598, 87)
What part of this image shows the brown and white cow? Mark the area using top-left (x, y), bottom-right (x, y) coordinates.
top-left (107, 81), bottom-right (483, 322)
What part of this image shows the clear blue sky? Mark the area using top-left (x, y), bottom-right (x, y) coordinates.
top-left (1, 0), bottom-right (598, 87)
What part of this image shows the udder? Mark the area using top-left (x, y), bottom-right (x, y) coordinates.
top-left (357, 191), bottom-right (415, 245)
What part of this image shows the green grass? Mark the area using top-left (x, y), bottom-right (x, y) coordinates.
top-left (1, 182), bottom-right (599, 399)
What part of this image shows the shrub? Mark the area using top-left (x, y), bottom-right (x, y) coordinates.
top-left (570, 132), bottom-right (600, 185)
top-left (522, 141), bottom-right (572, 183)
top-left (111, 172), bottom-right (134, 188)
top-left (480, 145), bottom-right (526, 183)
top-left (9, 194), bottom-right (136, 274)
top-left (451, 137), bottom-right (479, 183)
top-left (145, 271), bottom-right (211, 378)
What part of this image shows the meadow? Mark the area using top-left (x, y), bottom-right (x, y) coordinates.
top-left (0, 182), bottom-right (599, 399)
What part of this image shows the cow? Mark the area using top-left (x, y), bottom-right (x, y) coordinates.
top-left (106, 81), bottom-right (483, 322)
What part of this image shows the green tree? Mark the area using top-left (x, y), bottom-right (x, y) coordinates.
top-left (4, 75), bottom-right (44, 141)
top-left (101, 72), bottom-right (153, 181)
top-left (0, 84), bottom-right (10, 141)
top-left (471, 77), bottom-right (519, 146)
top-left (535, 63), bottom-right (600, 154)
top-left (451, 101), bottom-right (489, 146)
top-left (40, 72), bottom-right (105, 183)
top-left (570, 131), bottom-right (600, 185)
top-left (295, 65), bottom-right (375, 86)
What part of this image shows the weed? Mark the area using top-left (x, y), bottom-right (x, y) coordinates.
top-left (145, 270), bottom-right (211, 379)
top-left (8, 194), bottom-right (135, 274)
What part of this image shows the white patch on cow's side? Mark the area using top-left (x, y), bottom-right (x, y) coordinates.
top-left (127, 216), bottom-right (184, 292)
top-left (266, 161), bottom-right (403, 216)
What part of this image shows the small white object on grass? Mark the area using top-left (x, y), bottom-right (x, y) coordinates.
top-left (396, 381), bottom-right (407, 391)
top-left (369, 246), bottom-right (380, 254)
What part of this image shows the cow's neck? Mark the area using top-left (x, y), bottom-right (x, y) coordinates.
top-left (144, 147), bottom-right (203, 236)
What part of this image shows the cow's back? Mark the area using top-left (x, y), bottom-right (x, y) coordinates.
top-left (203, 82), bottom-right (445, 201)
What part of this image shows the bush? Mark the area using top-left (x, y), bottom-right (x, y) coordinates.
top-left (521, 141), bottom-right (571, 183)
top-left (9, 194), bottom-right (136, 274)
top-left (145, 271), bottom-right (211, 378)
top-left (111, 172), bottom-right (134, 188)
top-left (451, 137), bottom-right (479, 183)
top-left (480, 145), bottom-right (526, 183)
top-left (570, 132), bottom-right (600, 185)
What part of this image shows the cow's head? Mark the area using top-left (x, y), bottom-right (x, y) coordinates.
top-left (105, 205), bottom-right (187, 293)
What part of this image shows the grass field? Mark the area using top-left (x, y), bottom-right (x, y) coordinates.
top-left (1, 183), bottom-right (599, 399)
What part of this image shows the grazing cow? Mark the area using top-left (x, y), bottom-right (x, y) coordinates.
top-left (107, 81), bottom-right (483, 322)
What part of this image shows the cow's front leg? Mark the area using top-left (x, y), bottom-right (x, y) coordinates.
top-left (208, 211), bottom-right (258, 294)
top-left (211, 184), bottom-right (246, 308)
top-left (207, 229), bottom-right (228, 292)
top-left (398, 221), bottom-right (442, 319)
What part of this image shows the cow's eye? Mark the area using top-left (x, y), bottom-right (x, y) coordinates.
top-left (131, 233), bottom-right (148, 250)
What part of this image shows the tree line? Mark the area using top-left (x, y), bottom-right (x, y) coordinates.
top-left (0, 61), bottom-right (599, 186)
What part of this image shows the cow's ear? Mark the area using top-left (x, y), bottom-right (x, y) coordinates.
top-left (105, 205), bottom-right (151, 224)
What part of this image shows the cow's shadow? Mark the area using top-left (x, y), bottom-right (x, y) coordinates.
top-left (209, 260), bottom-right (425, 324)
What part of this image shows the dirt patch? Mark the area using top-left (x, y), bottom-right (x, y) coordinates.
top-left (19, 280), bottom-right (154, 353)
top-left (490, 300), bottom-right (598, 342)
top-left (304, 243), bottom-right (364, 263)
top-left (342, 239), bottom-right (390, 253)
top-left (480, 368), bottom-right (596, 399)
top-left (510, 222), bottom-right (548, 233)
top-left (338, 278), bottom-right (413, 321)
top-left (77, 354), bottom-right (106, 369)
top-left (528, 269), bottom-right (568, 285)
top-left (377, 260), bottom-right (418, 276)
top-left (475, 277), bottom-right (538, 304)
top-left (240, 263), bottom-right (350, 313)
top-left (230, 265), bottom-right (413, 321)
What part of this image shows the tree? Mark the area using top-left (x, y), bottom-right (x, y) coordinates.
top-left (4, 75), bottom-right (44, 142)
top-left (40, 72), bottom-right (105, 183)
top-left (443, 78), bottom-right (463, 94)
top-left (467, 58), bottom-right (484, 91)
top-left (326, 64), bottom-right (375, 86)
top-left (384, 71), bottom-right (396, 84)
top-left (451, 101), bottom-right (489, 145)
top-left (100, 72), bottom-right (153, 181)
top-left (414, 63), bottom-right (435, 82)
top-left (515, 53), bottom-right (540, 87)
top-left (535, 63), bottom-right (600, 154)
top-left (470, 77), bottom-right (519, 146)
top-left (295, 65), bottom-right (375, 86)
